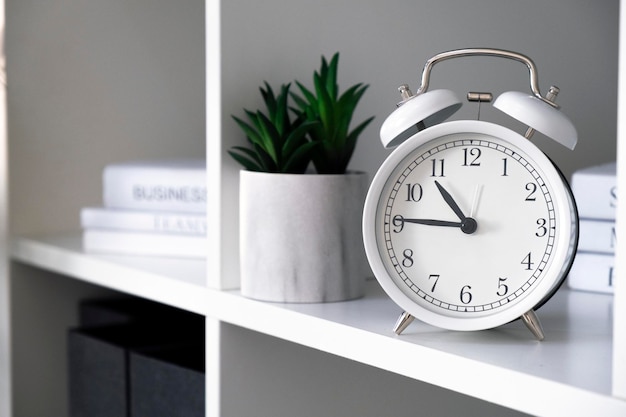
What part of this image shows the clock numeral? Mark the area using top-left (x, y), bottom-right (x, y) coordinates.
top-left (536, 218), bottom-right (547, 237)
top-left (462, 147), bottom-right (481, 166)
top-left (405, 183), bottom-right (423, 202)
top-left (392, 215), bottom-right (404, 233)
top-left (402, 249), bottom-right (414, 268)
top-left (428, 274), bottom-right (440, 292)
top-left (521, 252), bottom-right (534, 270)
top-left (497, 277), bottom-right (509, 296)
top-left (460, 285), bottom-right (472, 304)
top-left (525, 182), bottom-right (538, 201)
top-left (501, 158), bottom-right (509, 176)
top-left (431, 158), bottom-right (445, 177)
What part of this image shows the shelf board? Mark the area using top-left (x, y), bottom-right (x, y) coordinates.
top-left (10, 234), bottom-right (208, 315)
top-left (10, 233), bottom-right (626, 416)
top-left (210, 285), bottom-right (626, 416)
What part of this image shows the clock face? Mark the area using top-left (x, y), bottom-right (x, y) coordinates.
top-left (363, 121), bottom-right (578, 331)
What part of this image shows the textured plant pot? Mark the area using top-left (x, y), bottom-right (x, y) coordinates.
top-left (239, 170), bottom-right (368, 303)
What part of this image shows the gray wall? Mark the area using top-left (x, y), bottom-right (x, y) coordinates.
top-left (222, 0), bottom-right (619, 182)
top-left (7, 0), bottom-right (205, 234)
top-left (6, 0), bottom-right (619, 234)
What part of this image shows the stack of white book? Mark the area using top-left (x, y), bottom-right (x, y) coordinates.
top-left (567, 162), bottom-right (616, 294)
top-left (81, 159), bottom-right (207, 258)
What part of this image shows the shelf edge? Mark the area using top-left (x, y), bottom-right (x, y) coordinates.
top-left (205, 289), bottom-right (626, 417)
top-left (10, 235), bottom-right (209, 316)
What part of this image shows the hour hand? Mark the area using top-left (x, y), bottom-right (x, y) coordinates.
top-left (435, 180), bottom-right (467, 221)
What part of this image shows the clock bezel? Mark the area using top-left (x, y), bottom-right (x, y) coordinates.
top-left (362, 120), bottom-right (578, 331)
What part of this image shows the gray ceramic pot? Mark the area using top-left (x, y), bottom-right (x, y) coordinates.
top-left (239, 170), bottom-right (368, 303)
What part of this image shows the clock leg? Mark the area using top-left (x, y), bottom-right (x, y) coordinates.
top-left (521, 309), bottom-right (545, 341)
top-left (393, 311), bottom-right (415, 335)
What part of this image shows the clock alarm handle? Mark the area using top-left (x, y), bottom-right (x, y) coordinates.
top-left (415, 48), bottom-right (559, 108)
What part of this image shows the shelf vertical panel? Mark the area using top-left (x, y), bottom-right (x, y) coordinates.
top-left (0, 0), bottom-right (9, 414)
top-left (614, 0), bottom-right (626, 399)
top-left (205, 17), bottom-right (226, 417)
top-left (205, 0), bottom-right (221, 289)
top-left (206, 0), bottom-right (239, 290)
top-left (205, 317), bottom-right (222, 417)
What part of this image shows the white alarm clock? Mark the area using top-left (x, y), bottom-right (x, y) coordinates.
top-left (362, 48), bottom-right (578, 340)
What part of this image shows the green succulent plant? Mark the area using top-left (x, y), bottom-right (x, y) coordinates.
top-left (229, 82), bottom-right (317, 173)
top-left (291, 53), bottom-right (374, 174)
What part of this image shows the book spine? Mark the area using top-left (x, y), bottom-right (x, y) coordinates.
top-left (81, 207), bottom-right (207, 236)
top-left (577, 219), bottom-right (616, 254)
top-left (83, 230), bottom-right (206, 258)
top-left (103, 164), bottom-right (206, 213)
top-left (571, 171), bottom-right (616, 220)
top-left (567, 252), bottom-right (614, 294)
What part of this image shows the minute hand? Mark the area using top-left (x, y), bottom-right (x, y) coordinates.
top-left (435, 180), bottom-right (467, 220)
top-left (403, 218), bottom-right (462, 228)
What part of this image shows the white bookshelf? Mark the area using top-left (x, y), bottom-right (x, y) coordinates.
top-left (3, 0), bottom-right (626, 416)
top-left (9, 233), bottom-right (626, 416)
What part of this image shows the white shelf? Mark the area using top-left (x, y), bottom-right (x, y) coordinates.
top-left (10, 234), bottom-right (626, 417)
top-left (216, 285), bottom-right (625, 416)
top-left (10, 234), bottom-right (208, 315)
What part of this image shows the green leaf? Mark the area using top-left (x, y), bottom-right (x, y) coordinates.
top-left (255, 111), bottom-right (280, 164)
top-left (281, 121), bottom-right (313, 155)
top-left (294, 81), bottom-right (318, 110)
top-left (251, 143), bottom-right (276, 172)
top-left (274, 83), bottom-right (291, 136)
top-left (340, 115), bottom-right (374, 168)
top-left (313, 72), bottom-right (335, 137)
top-left (232, 115), bottom-right (264, 149)
top-left (227, 149), bottom-right (262, 171)
top-left (260, 82), bottom-right (277, 119)
top-left (348, 115), bottom-right (375, 142)
top-left (282, 141), bottom-right (318, 173)
top-left (231, 145), bottom-right (262, 165)
top-left (325, 53), bottom-right (339, 100)
top-left (289, 93), bottom-right (309, 113)
top-left (333, 84), bottom-right (363, 140)
top-left (338, 83), bottom-right (367, 113)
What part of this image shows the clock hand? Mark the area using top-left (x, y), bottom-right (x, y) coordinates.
top-left (434, 180), bottom-right (467, 221)
top-left (397, 216), bottom-right (477, 234)
top-left (402, 218), bottom-right (463, 228)
top-left (470, 184), bottom-right (483, 218)
top-left (431, 181), bottom-right (478, 234)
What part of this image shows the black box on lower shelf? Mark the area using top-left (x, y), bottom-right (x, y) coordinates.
top-left (68, 327), bottom-right (128, 417)
top-left (68, 324), bottom-right (203, 417)
top-left (79, 296), bottom-right (204, 330)
top-left (130, 344), bottom-right (205, 417)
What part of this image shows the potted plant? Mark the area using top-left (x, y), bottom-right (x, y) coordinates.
top-left (232, 53), bottom-right (373, 303)
top-left (229, 82), bottom-right (317, 174)
top-left (291, 53), bottom-right (374, 175)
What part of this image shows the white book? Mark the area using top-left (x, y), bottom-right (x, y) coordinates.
top-left (81, 207), bottom-right (207, 236)
top-left (571, 162), bottom-right (616, 220)
top-left (567, 252), bottom-right (614, 294)
top-left (103, 159), bottom-right (206, 213)
top-left (577, 218), bottom-right (616, 254)
top-left (83, 230), bottom-right (206, 258)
